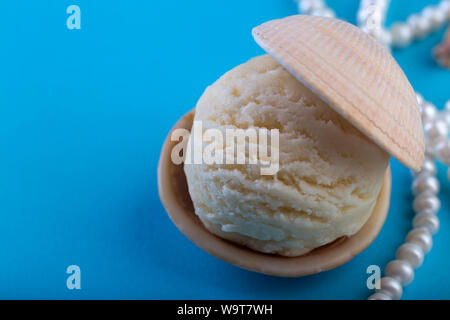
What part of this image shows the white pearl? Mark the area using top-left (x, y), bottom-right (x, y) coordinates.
top-left (424, 120), bottom-right (448, 147)
top-left (357, 7), bottom-right (372, 25)
top-left (385, 260), bottom-right (414, 286)
top-left (434, 140), bottom-right (450, 165)
top-left (369, 28), bottom-right (392, 47)
top-left (406, 227), bottom-right (433, 253)
top-left (375, 277), bottom-right (403, 300)
top-left (378, 0), bottom-right (390, 10)
top-left (379, 29), bottom-right (392, 47)
top-left (391, 23), bottom-right (413, 47)
top-left (416, 93), bottom-right (424, 106)
top-left (368, 292), bottom-right (392, 300)
top-left (422, 158), bottom-right (437, 175)
top-left (425, 145), bottom-right (436, 158)
top-left (423, 158), bottom-right (437, 176)
top-left (413, 213), bottom-right (440, 235)
top-left (360, 25), bottom-right (370, 35)
top-left (364, 0), bottom-right (388, 13)
top-left (396, 243), bottom-right (424, 269)
top-left (443, 101), bottom-right (450, 125)
top-left (438, 0), bottom-right (450, 18)
top-left (421, 102), bottom-right (438, 124)
top-left (422, 6), bottom-right (447, 30)
top-left (440, 110), bottom-right (450, 127)
top-left (299, 0), bottom-right (324, 13)
top-left (411, 158), bottom-right (437, 178)
top-left (365, 10), bottom-right (383, 28)
top-left (407, 14), bottom-right (432, 39)
top-left (413, 191), bottom-right (441, 215)
top-left (412, 175), bottom-right (440, 196)
top-left (311, 8), bottom-right (335, 18)
top-left (360, 0), bottom-right (371, 6)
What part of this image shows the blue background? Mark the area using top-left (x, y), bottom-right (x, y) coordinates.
top-left (0, 0), bottom-right (449, 299)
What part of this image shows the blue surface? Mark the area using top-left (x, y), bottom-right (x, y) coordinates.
top-left (0, 0), bottom-right (449, 299)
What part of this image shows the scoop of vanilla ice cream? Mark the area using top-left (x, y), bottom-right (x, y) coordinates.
top-left (183, 55), bottom-right (389, 257)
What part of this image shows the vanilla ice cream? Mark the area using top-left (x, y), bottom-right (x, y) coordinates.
top-left (183, 55), bottom-right (389, 256)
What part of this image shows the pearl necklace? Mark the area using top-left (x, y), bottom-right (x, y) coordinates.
top-left (296, 0), bottom-right (450, 300)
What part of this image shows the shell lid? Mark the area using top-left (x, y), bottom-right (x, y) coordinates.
top-left (252, 15), bottom-right (425, 170)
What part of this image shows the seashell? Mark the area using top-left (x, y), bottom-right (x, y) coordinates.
top-left (253, 15), bottom-right (424, 170)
